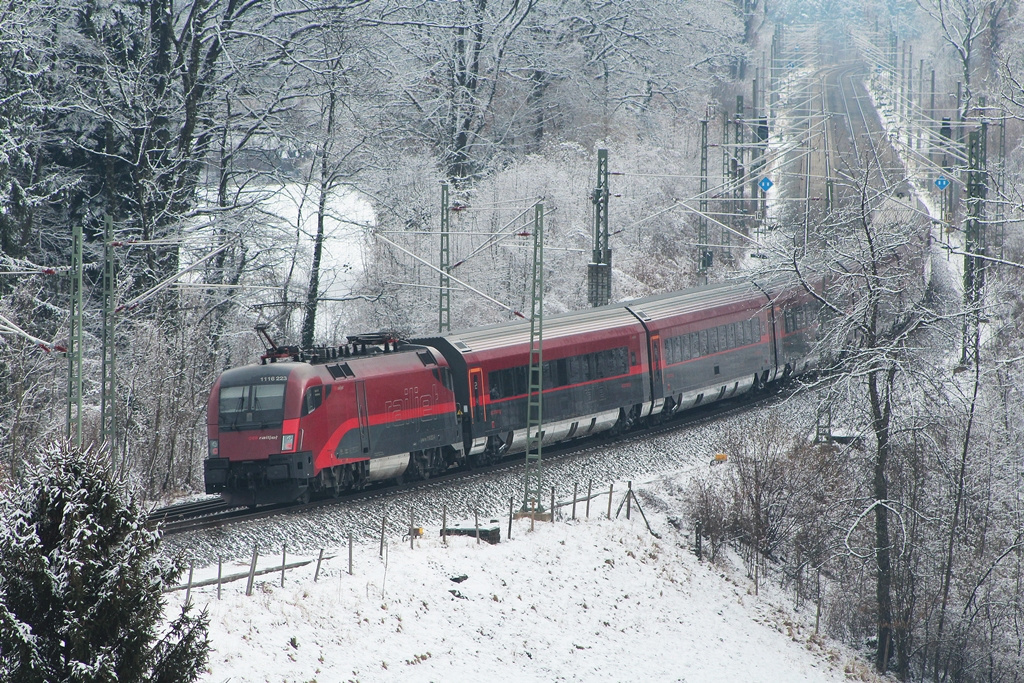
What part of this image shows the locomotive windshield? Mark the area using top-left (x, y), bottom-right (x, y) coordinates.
top-left (218, 383), bottom-right (286, 430)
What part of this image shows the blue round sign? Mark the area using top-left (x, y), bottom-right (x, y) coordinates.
top-left (759, 177), bottom-right (774, 192)
top-left (935, 176), bottom-right (950, 190)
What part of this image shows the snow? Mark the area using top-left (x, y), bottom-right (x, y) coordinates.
top-left (178, 472), bottom-right (870, 683)
top-left (251, 182), bottom-right (373, 304)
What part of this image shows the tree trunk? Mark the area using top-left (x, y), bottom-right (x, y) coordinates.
top-left (301, 90), bottom-right (337, 349)
top-left (933, 354), bottom-right (981, 680)
top-left (870, 363), bottom-right (897, 674)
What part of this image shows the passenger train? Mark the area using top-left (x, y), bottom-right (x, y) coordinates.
top-left (204, 276), bottom-right (822, 506)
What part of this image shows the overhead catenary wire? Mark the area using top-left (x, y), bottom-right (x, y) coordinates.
top-left (452, 206), bottom-right (559, 269)
top-left (373, 232), bottom-right (524, 318)
top-left (0, 312), bottom-right (65, 352)
top-left (116, 241), bottom-right (236, 313)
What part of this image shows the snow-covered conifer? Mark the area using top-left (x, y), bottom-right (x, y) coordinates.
top-left (0, 442), bottom-right (208, 682)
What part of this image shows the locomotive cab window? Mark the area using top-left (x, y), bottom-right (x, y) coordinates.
top-left (301, 385), bottom-right (323, 416)
top-left (219, 382), bottom-right (286, 430)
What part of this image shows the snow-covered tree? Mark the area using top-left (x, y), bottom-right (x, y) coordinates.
top-left (0, 442), bottom-right (208, 683)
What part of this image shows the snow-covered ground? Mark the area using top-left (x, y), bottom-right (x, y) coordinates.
top-left (177, 469), bottom-right (879, 682)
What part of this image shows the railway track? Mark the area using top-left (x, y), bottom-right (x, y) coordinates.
top-left (154, 383), bottom-right (794, 536)
top-left (821, 48), bottom-right (919, 209)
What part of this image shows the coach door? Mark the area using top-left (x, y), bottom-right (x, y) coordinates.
top-left (469, 368), bottom-right (486, 423)
top-left (649, 334), bottom-right (664, 398)
top-left (355, 380), bottom-right (371, 454)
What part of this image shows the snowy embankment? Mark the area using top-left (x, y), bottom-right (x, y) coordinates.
top-left (182, 473), bottom-right (878, 682)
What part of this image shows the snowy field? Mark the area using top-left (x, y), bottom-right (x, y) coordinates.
top-left (179, 474), bottom-right (877, 683)
top-left (169, 391), bottom-right (885, 683)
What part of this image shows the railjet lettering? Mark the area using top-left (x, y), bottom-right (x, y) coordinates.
top-left (384, 386), bottom-right (439, 420)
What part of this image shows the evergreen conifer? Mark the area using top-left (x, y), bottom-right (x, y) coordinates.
top-left (0, 442), bottom-right (209, 682)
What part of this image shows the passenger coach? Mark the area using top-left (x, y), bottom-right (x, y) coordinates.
top-left (418, 305), bottom-right (650, 465)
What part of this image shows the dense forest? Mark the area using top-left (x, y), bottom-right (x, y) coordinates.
top-left (1, 0), bottom-right (1023, 680)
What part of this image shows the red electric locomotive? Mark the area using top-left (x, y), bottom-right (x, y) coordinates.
top-left (204, 333), bottom-right (463, 506)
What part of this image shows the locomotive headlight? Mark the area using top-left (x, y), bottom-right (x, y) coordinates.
top-left (208, 439), bottom-right (219, 457)
top-left (281, 433), bottom-right (296, 452)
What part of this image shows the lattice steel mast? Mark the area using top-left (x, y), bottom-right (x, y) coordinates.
top-left (523, 203), bottom-right (545, 516)
top-left (101, 215), bottom-right (117, 460)
top-left (587, 150), bottom-right (610, 307)
top-left (67, 222), bottom-right (84, 447)
top-left (439, 183), bottom-right (451, 333)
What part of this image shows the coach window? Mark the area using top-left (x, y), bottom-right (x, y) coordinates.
top-left (301, 385), bottom-right (323, 416)
top-left (566, 356), bottom-right (582, 385)
top-left (709, 327), bottom-right (719, 354)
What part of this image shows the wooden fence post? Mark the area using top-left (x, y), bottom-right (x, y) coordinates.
top-left (348, 531), bottom-right (354, 576)
top-left (184, 562), bottom-right (194, 607)
top-left (550, 486), bottom-right (555, 523)
top-left (586, 480), bottom-right (592, 518)
top-left (507, 496), bottom-right (513, 541)
top-left (572, 482), bottom-right (578, 520)
top-left (245, 544), bottom-right (259, 597)
top-left (607, 483), bottom-right (614, 519)
top-left (314, 548), bottom-right (324, 582)
top-left (280, 544), bottom-right (287, 587)
top-left (626, 481), bottom-right (632, 520)
top-left (216, 557), bottom-right (222, 600)
top-left (379, 514), bottom-right (386, 557)
top-left (442, 505), bottom-right (448, 546)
